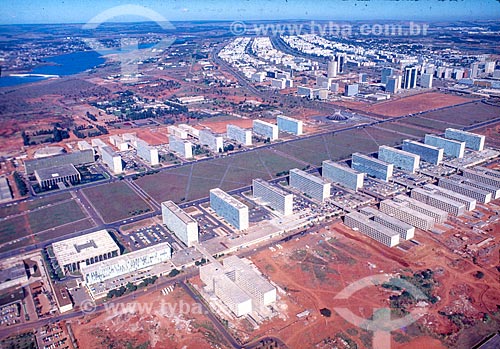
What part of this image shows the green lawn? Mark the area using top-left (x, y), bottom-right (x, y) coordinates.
top-left (83, 182), bottom-right (152, 223)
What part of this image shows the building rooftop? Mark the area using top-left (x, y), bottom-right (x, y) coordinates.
top-left (101, 146), bottom-right (119, 157)
top-left (290, 168), bottom-right (328, 185)
top-left (253, 178), bottom-right (291, 197)
top-left (34, 164), bottom-right (79, 182)
top-left (404, 140), bottom-right (441, 151)
top-left (352, 153), bottom-right (392, 166)
top-left (360, 207), bottom-right (414, 230)
top-left (210, 188), bottom-right (248, 210)
top-left (379, 145), bottom-right (420, 159)
top-left (323, 160), bottom-right (362, 175)
top-left (0, 263), bottom-right (26, 284)
top-left (162, 201), bottom-right (197, 225)
top-left (346, 211), bottom-right (400, 238)
top-left (52, 229), bottom-right (119, 267)
top-left (277, 115), bottom-right (302, 123)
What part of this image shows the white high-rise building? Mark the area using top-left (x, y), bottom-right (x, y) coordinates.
top-left (253, 120), bottom-right (278, 141)
top-left (101, 146), bottom-right (123, 174)
top-left (169, 135), bottom-right (193, 159)
top-left (252, 179), bottom-right (294, 216)
top-left (167, 125), bottom-right (188, 139)
top-left (162, 201), bottom-right (198, 247)
top-left (289, 168), bottom-right (330, 202)
top-left (227, 124), bottom-right (252, 146)
top-left (277, 115), bottom-right (303, 136)
top-left (210, 188), bottom-right (249, 230)
top-left (322, 160), bottom-right (364, 191)
top-left (199, 129), bottom-right (224, 152)
top-left (420, 73), bottom-right (433, 88)
top-left (344, 211), bottom-right (400, 247)
top-left (136, 139), bottom-right (159, 166)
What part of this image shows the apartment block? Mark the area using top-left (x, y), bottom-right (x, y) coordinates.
top-left (438, 178), bottom-right (491, 204)
top-left (252, 120), bottom-right (278, 141)
top-left (168, 135), bottom-right (193, 159)
top-left (227, 124), bottom-right (252, 146)
top-left (402, 140), bottom-right (443, 165)
top-left (445, 128), bottom-right (485, 151)
top-left (424, 134), bottom-right (465, 158)
top-left (423, 184), bottom-right (476, 211)
top-left (360, 207), bottom-right (415, 240)
top-left (344, 211), bottom-right (400, 247)
top-left (162, 201), bottom-right (198, 247)
top-left (411, 188), bottom-right (466, 216)
top-left (394, 194), bottom-right (448, 223)
top-left (380, 199), bottom-right (435, 231)
top-left (277, 115), bottom-right (303, 136)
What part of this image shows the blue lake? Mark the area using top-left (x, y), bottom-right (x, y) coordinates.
top-left (0, 50), bottom-right (105, 87)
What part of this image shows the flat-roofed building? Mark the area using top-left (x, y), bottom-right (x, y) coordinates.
top-left (289, 168), bottom-right (331, 202)
top-left (322, 160), bottom-right (364, 191)
top-left (168, 135), bottom-right (193, 159)
top-left (167, 125), bottom-right (188, 139)
top-left (178, 124), bottom-right (200, 138)
top-left (162, 201), bottom-right (198, 247)
top-left (394, 194), bottom-right (448, 223)
top-left (0, 177), bottom-right (12, 203)
top-left (24, 149), bottom-right (94, 175)
top-left (462, 168), bottom-right (500, 188)
top-left (474, 166), bottom-right (500, 179)
top-left (253, 120), bottom-right (278, 140)
top-left (34, 164), bottom-right (81, 188)
top-left (378, 146), bottom-right (420, 173)
top-left (52, 229), bottom-right (120, 272)
top-left (360, 207), bottom-right (415, 240)
top-left (351, 153), bottom-right (393, 181)
top-left (0, 263), bottom-right (28, 291)
top-left (101, 146), bottom-right (123, 174)
top-left (445, 128), bottom-right (485, 151)
top-left (451, 175), bottom-right (500, 199)
top-left (344, 211), bottom-right (400, 247)
top-left (136, 139), bottom-right (159, 166)
top-left (380, 199), bottom-right (435, 231)
top-left (91, 138), bottom-right (108, 150)
top-left (200, 262), bottom-right (252, 317)
top-left (227, 124), bottom-right (252, 146)
top-left (411, 187), bottom-right (466, 216)
top-left (81, 242), bottom-right (172, 286)
top-left (423, 184), bottom-right (476, 211)
top-left (223, 256), bottom-right (276, 307)
top-left (210, 188), bottom-right (249, 230)
top-left (252, 179), bottom-right (293, 216)
top-left (439, 177), bottom-right (492, 203)
top-left (277, 115), bottom-right (303, 135)
top-left (424, 134), bottom-right (465, 158)
top-left (402, 140), bottom-right (443, 165)
top-left (199, 129), bottom-right (224, 152)
top-left (109, 135), bottom-right (129, 151)
top-left (77, 140), bottom-right (93, 151)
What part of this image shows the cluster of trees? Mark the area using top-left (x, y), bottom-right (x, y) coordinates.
top-left (72, 125), bottom-right (108, 139)
top-left (85, 111), bottom-right (97, 121)
top-left (13, 171), bottom-right (29, 196)
top-left (107, 276), bottom-right (159, 299)
top-left (21, 127), bottom-right (70, 146)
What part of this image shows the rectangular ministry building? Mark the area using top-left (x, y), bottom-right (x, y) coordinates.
top-left (277, 115), bottom-right (303, 135)
top-left (162, 201), bottom-right (198, 247)
top-left (322, 160), bottom-right (364, 191)
top-left (289, 168), bottom-right (331, 202)
top-left (199, 129), bottom-right (224, 152)
top-left (423, 184), bottom-right (476, 211)
top-left (344, 211), bottom-right (400, 247)
top-left (227, 124), bottom-right (252, 146)
top-left (402, 140), bottom-right (443, 165)
top-left (445, 128), bottom-right (485, 151)
top-left (252, 179), bottom-right (293, 216)
top-left (411, 187), bottom-right (466, 216)
top-left (351, 153), bottom-right (393, 181)
top-left (439, 178), bottom-right (492, 204)
top-left (253, 120), bottom-right (278, 140)
top-left (210, 188), bottom-right (249, 230)
top-left (360, 206), bottom-right (415, 240)
top-left (424, 134), bottom-right (465, 158)
top-left (378, 146), bottom-right (420, 173)
top-left (169, 135), bottom-right (193, 159)
top-left (379, 199), bottom-right (435, 231)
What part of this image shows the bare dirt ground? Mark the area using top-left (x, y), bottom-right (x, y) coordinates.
top-left (71, 286), bottom-right (229, 349)
top-left (361, 92), bottom-right (473, 118)
top-left (199, 118), bottom-right (254, 134)
top-left (234, 212), bottom-right (500, 349)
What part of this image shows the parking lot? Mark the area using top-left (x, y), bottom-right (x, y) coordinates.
top-left (126, 224), bottom-right (178, 251)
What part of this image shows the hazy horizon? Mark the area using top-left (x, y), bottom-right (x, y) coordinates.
top-left (3, 0), bottom-right (500, 25)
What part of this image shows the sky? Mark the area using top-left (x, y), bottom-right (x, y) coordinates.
top-left (2, 0), bottom-right (500, 25)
